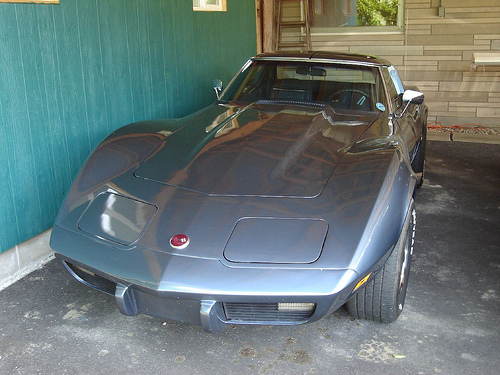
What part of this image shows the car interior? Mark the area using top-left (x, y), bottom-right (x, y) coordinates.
top-left (228, 62), bottom-right (383, 112)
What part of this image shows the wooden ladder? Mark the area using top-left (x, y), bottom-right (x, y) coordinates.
top-left (275, 0), bottom-right (311, 51)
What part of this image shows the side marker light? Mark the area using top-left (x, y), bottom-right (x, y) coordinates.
top-left (353, 273), bottom-right (372, 292)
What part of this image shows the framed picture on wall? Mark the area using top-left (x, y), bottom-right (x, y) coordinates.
top-left (193, 0), bottom-right (227, 12)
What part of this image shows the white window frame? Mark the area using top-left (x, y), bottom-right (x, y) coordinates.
top-left (0, 0), bottom-right (59, 3)
top-left (311, 0), bottom-right (404, 35)
top-left (193, 0), bottom-right (227, 12)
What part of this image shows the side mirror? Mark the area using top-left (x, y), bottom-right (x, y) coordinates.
top-left (212, 79), bottom-right (223, 99)
top-left (395, 89), bottom-right (424, 118)
top-left (402, 89), bottom-right (424, 105)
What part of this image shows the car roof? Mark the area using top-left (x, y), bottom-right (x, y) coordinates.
top-left (253, 51), bottom-right (392, 67)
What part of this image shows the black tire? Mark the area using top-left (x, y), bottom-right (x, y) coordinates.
top-left (347, 205), bottom-right (416, 323)
top-left (412, 120), bottom-right (427, 188)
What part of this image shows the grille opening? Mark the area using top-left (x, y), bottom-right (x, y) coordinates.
top-left (65, 262), bottom-right (117, 296)
top-left (223, 302), bottom-right (316, 323)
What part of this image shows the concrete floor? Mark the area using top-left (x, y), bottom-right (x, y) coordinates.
top-left (1, 140), bottom-right (499, 375)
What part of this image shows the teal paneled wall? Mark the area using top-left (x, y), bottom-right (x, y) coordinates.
top-left (0, 0), bottom-right (256, 253)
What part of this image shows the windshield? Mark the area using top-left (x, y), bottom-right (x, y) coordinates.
top-left (220, 60), bottom-right (387, 112)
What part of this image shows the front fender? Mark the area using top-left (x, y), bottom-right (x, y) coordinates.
top-left (349, 146), bottom-right (416, 276)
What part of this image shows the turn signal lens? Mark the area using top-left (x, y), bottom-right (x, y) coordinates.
top-left (277, 303), bottom-right (315, 312)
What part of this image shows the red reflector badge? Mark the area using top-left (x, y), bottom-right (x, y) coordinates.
top-left (170, 234), bottom-right (190, 249)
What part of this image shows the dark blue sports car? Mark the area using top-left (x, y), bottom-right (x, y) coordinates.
top-left (51, 51), bottom-right (427, 332)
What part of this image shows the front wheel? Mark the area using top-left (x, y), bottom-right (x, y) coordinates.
top-left (346, 205), bottom-right (416, 322)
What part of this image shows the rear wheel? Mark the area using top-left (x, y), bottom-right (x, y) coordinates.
top-left (347, 205), bottom-right (416, 322)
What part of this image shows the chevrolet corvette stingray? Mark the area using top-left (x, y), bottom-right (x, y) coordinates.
top-left (51, 51), bottom-right (427, 332)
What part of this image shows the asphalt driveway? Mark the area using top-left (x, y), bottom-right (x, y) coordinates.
top-left (1, 140), bottom-right (499, 375)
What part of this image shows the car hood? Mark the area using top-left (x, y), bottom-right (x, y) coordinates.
top-left (134, 102), bottom-right (378, 197)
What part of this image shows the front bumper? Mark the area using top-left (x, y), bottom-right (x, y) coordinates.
top-left (52, 225), bottom-right (360, 332)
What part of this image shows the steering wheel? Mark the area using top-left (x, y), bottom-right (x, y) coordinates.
top-left (329, 88), bottom-right (372, 110)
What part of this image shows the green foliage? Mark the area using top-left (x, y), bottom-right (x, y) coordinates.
top-left (357, 0), bottom-right (398, 26)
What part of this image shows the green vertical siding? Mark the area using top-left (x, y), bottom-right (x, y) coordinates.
top-left (0, 0), bottom-right (256, 253)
